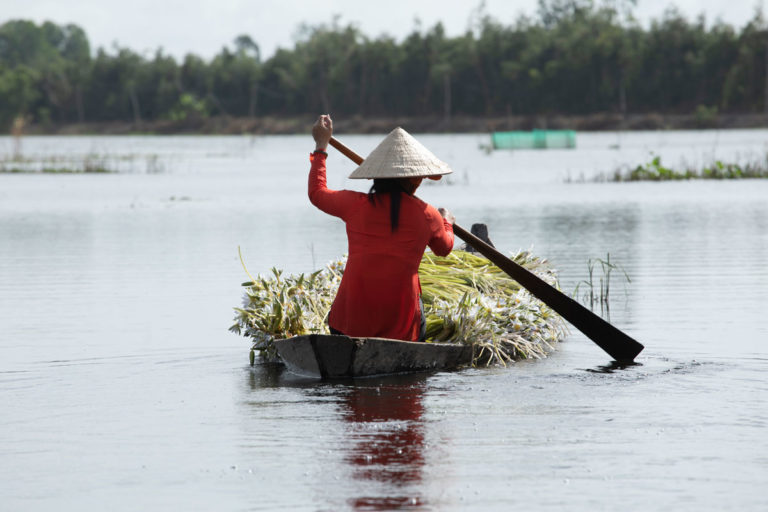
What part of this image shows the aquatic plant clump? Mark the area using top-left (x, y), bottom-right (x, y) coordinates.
top-left (231, 250), bottom-right (567, 365)
top-left (0, 153), bottom-right (165, 174)
top-left (593, 155), bottom-right (768, 182)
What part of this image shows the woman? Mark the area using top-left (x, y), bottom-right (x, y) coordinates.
top-left (308, 114), bottom-right (455, 342)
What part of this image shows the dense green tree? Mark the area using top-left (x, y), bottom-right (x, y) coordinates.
top-left (722, 15), bottom-right (768, 111)
top-left (0, 64), bottom-right (39, 126)
top-left (1, 4), bottom-right (767, 129)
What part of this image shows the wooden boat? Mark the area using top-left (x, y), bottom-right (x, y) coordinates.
top-left (274, 334), bottom-right (473, 379)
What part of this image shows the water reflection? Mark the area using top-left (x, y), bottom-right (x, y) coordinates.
top-left (245, 361), bottom-right (290, 389)
top-left (583, 360), bottom-right (643, 374)
top-left (341, 374), bottom-right (428, 510)
top-left (245, 365), bottom-right (430, 510)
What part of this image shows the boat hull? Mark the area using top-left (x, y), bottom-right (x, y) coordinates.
top-left (274, 334), bottom-right (473, 378)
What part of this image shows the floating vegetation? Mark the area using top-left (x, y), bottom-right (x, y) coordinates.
top-left (0, 153), bottom-right (165, 174)
top-left (572, 253), bottom-right (631, 317)
top-left (0, 154), bottom-right (113, 173)
top-left (590, 154), bottom-right (768, 182)
top-left (0, 166), bottom-right (112, 174)
top-left (231, 249), bottom-right (567, 366)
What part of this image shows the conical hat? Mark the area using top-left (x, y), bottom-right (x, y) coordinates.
top-left (348, 127), bottom-right (453, 179)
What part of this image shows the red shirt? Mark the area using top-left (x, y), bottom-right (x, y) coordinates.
top-left (308, 153), bottom-right (454, 341)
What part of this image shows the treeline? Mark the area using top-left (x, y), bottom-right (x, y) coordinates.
top-left (1, 0), bottom-right (767, 130)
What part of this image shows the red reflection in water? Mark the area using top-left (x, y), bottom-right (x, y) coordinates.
top-left (341, 376), bottom-right (428, 511)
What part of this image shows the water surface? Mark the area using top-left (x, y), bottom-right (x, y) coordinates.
top-left (1, 130), bottom-right (766, 510)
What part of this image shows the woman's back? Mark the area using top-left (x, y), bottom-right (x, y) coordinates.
top-left (331, 191), bottom-right (452, 340)
top-left (308, 116), bottom-right (455, 341)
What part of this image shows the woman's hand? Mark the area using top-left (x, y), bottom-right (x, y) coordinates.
top-left (438, 207), bottom-right (455, 225)
top-left (312, 114), bottom-right (333, 150)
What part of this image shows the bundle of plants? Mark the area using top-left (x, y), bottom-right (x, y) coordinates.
top-left (419, 250), bottom-right (567, 364)
top-left (231, 250), bottom-right (567, 365)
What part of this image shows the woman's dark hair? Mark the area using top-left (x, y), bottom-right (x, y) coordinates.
top-left (368, 178), bottom-right (418, 232)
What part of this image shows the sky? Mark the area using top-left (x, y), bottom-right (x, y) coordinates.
top-left (1, 0), bottom-right (763, 60)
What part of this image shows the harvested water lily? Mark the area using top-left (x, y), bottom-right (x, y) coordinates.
top-left (418, 250), bottom-right (567, 363)
top-left (231, 250), bottom-right (567, 365)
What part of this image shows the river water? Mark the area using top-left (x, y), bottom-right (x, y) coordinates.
top-left (1, 130), bottom-right (766, 511)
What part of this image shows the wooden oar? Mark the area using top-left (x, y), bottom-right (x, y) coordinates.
top-left (328, 136), bottom-right (645, 362)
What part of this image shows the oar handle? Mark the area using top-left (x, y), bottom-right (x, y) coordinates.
top-left (329, 137), bottom-right (363, 165)
top-left (325, 135), bottom-right (644, 362)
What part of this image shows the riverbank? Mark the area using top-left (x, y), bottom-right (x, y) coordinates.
top-left (17, 112), bottom-right (768, 136)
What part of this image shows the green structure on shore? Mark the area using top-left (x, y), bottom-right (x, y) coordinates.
top-left (491, 130), bottom-right (577, 150)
